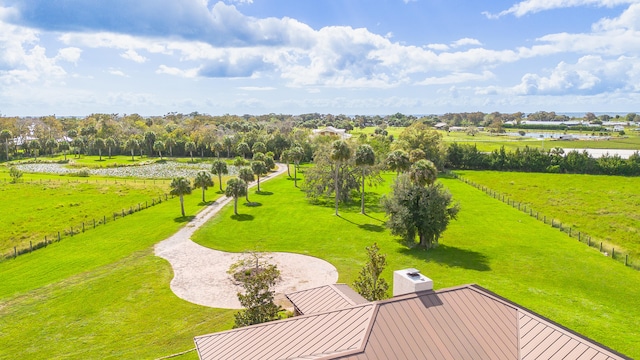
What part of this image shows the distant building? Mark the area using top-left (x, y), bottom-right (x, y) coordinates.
top-left (312, 126), bottom-right (352, 139)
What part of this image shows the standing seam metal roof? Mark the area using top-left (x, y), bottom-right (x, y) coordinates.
top-left (194, 284), bottom-right (630, 360)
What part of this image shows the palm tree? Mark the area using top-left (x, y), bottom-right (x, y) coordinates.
top-left (193, 171), bottom-right (214, 203)
top-left (125, 137), bottom-right (139, 161)
top-left (281, 149), bottom-right (292, 178)
top-left (290, 146), bottom-right (304, 188)
top-left (211, 141), bottom-right (223, 158)
top-left (251, 160), bottom-right (268, 193)
top-left (252, 141), bottom-right (266, 154)
top-left (29, 139), bottom-right (41, 160)
top-left (236, 142), bottom-right (250, 159)
top-left (105, 137), bottom-right (116, 159)
top-left (153, 140), bottom-right (165, 159)
top-left (72, 137), bottom-right (85, 157)
top-left (185, 141), bottom-right (196, 162)
top-left (355, 144), bottom-right (376, 214)
top-left (409, 159), bottom-right (438, 187)
top-left (58, 140), bottom-right (69, 160)
top-left (225, 178), bottom-right (247, 216)
top-left (386, 149), bottom-right (410, 176)
top-left (94, 138), bottom-right (105, 160)
top-left (223, 135), bottom-right (234, 157)
top-left (330, 140), bottom-right (352, 216)
top-left (144, 131), bottom-right (156, 157)
top-left (170, 177), bottom-right (192, 217)
top-left (211, 159), bottom-right (228, 191)
top-left (238, 167), bottom-right (255, 203)
top-left (45, 138), bottom-right (58, 156)
top-left (165, 137), bottom-right (176, 157)
top-left (0, 129), bottom-right (12, 160)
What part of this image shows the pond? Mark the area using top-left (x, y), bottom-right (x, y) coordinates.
top-left (14, 161), bottom-right (239, 179)
top-left (505, 132), bottom-right (609, 140)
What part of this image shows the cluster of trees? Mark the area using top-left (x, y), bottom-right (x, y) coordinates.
top-left (303, 123), bottom-right (459, 249)
top-left (447, 143), bottom-right (640, 176)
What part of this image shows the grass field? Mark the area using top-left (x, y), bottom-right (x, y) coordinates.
top-left (455, 171), bottom-right (640, 261)
top-left (192, 171), bottom-right (640, 358)
top-left (0, 189), bottom-right (229, 359)
top-left (350, 126), bottom-right (640, 152)
top-left (0, 177), bottom-right (169, 256)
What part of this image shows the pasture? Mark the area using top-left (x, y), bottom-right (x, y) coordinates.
top-left (351, 126), bottom-right (640, 152)
top-left (455, 171), bottom-right (640, 261)
top-left (0, 187), bottom-right (227, 359)
top-left (0, 176), bottom-right (169, 257)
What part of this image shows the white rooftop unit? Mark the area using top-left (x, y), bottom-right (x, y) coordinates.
top-left (393, 268), bottom-right (433, 297)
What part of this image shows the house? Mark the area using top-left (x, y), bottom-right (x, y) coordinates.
top-left (312, 126), bottom-right (352, 139)
top-left (434, 122), bottom-right (449, 130)
top-left (193, 269), bottom-right (629, 360)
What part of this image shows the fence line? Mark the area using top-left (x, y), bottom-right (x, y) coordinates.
top-left (2, 192), bottom-right (175, 261)
top-left (452, 172), bottom-right (638, 270)
top-left (2, 177), bottom-right (171, 185)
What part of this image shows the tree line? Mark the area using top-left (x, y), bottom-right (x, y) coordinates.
top-left (446, 143), bottom-right (640, 176)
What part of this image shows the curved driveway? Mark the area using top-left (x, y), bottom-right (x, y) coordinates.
top-left (154, 164), bottom-right (339, 309)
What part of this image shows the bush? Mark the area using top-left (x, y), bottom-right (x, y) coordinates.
top-left (9, 167), bottom-right (23, 183)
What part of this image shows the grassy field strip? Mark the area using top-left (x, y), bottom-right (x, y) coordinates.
top-left (192, 171), bottom-right (640, 358)
top-left (455, 171), bottom-right (640, 260)
top-left (0, 179), bottom-right (168, 257)
top-left (453, 173), bottom-right (639, 269)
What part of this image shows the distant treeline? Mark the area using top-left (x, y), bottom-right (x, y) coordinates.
top-left (446, 143), bottom-right (640, 176)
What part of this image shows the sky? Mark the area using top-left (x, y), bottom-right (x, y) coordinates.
top-left (0, 0), bottom-right (639, 117)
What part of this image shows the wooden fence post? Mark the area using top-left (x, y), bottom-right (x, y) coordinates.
top-left (626, 255), bottom-right (628, 266)
top-left (612, 248), bottom-right (615, 258)
top-left (30, 241), bottom-right (32, 253)
top-left (58, 232), bottom-right (60, 241)
top-left (82, 222), bottom-right (85, 233)
top-left (600, 242), bottom-right (603, 252)
top-left (93, 219), bottom-right (96, 229)
top-left (14, 246), bottom-right (16, 258)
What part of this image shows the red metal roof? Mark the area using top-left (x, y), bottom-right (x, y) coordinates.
top-left (194, 284), bottom-right (630, 360)
top-left (286, 284), bottom-right (369, 315)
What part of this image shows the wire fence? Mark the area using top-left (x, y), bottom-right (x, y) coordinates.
top-left (452, 172), bottom-right (638, 271)
top-left (1, 179), bottom-right (175, 261)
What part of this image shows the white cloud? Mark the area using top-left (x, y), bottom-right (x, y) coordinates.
top-left (56, 47), bottom-right (82, 64)
top-left (485, 55), bottom-right (640, 96)
top-left (120, 49), bottom-right (147, 63)
top-left (484, 0), bottom-right (639, 19)
top-left (108, 68), bottom-right (128, 77)
top-left (156, 65), bottom-right (200, 78)
top-left (452, 38), bottom-right (482, 48)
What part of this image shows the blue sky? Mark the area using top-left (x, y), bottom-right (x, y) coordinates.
top-left (0, 0), bottom-right (639, 116)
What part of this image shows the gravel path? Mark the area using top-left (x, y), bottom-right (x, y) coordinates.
top-left (154, 164), bottom-right (339, 309)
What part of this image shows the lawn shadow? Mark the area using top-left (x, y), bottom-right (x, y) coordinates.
top-left (231, 214), bottom-right (254, 221)
top-left (174, 215), bottom-right (196, 223)
top-left (198, 200), bottom-right (214, 206)
top-left (256, 191), bottom-right (273, 196)
top-left (363, 213), bottom-right (385, 223)
top-left (244, 202), bottom-right (262, 207)
top-left (337, 215), bottom-right (385, 233)
top-left (398, 244), bottom-right (491, 271)
top-left (358, 223), bottom-right (385, 232)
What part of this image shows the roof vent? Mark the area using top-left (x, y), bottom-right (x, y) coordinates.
top-left (393, 268), bottom-right (433, 297)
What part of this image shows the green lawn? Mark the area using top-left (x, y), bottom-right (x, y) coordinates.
top-left (0, 189), bottom-right (231, 359)
top-left (455, 171), bottom-right (640, 261)
top-left (193, 171), bottom-right (640, 358)
top-left (0, 178), bottom-right (169, 256)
